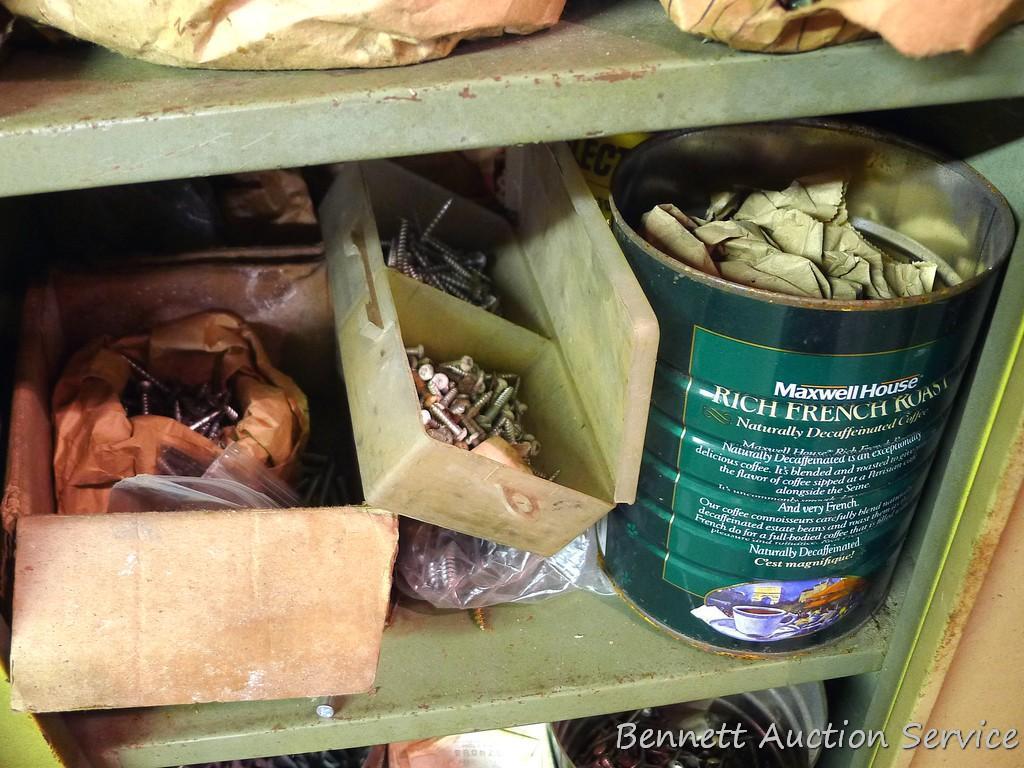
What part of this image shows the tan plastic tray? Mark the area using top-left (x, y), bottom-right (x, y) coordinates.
top-left (324, 144), bottom-right (657, 556)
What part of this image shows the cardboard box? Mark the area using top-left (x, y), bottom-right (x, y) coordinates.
top-left (325, 144), bottom-right (658, 556)
top-left (3, 259), bottom-right (398, 712)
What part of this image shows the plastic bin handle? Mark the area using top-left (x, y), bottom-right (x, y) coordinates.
top-left (353, 229), bottom-right (384, 330)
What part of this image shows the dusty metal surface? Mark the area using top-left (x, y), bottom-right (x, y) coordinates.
top-left (1, 0), bottom-right (1024, 197)
top-left (62, 590), bottom-right (888, 768)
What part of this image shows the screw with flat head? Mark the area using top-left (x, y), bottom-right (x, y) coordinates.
top-left (427, 372), bottom-right (449, 397)
top-left (429, 404), bottom-right (467, 442)
top-left (315, 704), bottom-right (334, 719)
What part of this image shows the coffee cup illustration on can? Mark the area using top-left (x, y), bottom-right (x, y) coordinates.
top-left (732, 606), bottom-right (796, 638)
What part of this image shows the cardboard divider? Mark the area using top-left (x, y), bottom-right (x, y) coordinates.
top-left (2, 258), bottom-right (398, 713)
top-left (325, 145), bottom-right (658, 556)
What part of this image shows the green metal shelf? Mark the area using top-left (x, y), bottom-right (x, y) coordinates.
top-left (2, 0), bottom-right (1024, 197)
top-left (63, 589), bottom-right (891, 768)
top-left (3, 3), bottom-right (1024, 764)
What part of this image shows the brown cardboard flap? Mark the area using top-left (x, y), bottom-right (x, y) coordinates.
top-left (10, 506), bottom-right (398, 712)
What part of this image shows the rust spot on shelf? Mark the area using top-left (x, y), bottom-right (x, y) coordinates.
top-left (459, 86), bottom-right (477, 99)
top-left (590, 66), bottom-right (656, 83)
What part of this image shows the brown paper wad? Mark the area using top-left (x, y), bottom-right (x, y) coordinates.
top-left (1, 0), bottom-right (566, 69)
top-left (52, 310), bottom-right (309, 515)
top-left (661, 0), bottom-right (1024, 56)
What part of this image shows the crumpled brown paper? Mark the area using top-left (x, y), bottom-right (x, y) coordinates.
top-left (1, 0), bottom-right (565, 69)
top-left (216, 170), bottom-right (320, 246)
top-left (660, 0), bottom-right (1024, 57)
top-left (52, 311), bottom-right (309, 515)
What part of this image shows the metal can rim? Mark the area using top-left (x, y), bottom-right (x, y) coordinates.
top-left (610, 119), bottom-right (1017, 313)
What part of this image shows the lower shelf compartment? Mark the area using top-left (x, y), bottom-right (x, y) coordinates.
top-left (63, 587), bottom-right (892, 767)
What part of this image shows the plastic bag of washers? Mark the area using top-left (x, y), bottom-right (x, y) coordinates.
top-left (0, 0), bottom-right (566, 70)
top-left (394, 519), bottom-right (613, 610)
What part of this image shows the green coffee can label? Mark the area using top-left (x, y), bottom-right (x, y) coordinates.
top-left (645, 326), bottom-right (962, 643)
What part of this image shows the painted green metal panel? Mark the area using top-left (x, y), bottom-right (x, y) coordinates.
top-left (0, 666), bottom-right (65, 768)
top-left (2, 0), bottom-right (1024, 197)
top-left (0, 617), bottom-right (88, 768)
top-left (0, 10), bottom-right (1020, 761)
top-left (61, 591), bottom-right (887, 767)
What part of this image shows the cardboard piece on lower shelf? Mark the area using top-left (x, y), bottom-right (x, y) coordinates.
top-left (10, 507), bottom-right (395, 713)
top-left (1, 258), bottom-right (399, 712)
top-left (388, 723), bottom-right (556, 767)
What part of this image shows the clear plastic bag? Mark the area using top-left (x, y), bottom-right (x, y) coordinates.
top-left (394, 520), bottom-right (613, 610)
top-left (203, 443), bottom-right (301, 508)
top-left (109, 443), bottom-right (300, 513)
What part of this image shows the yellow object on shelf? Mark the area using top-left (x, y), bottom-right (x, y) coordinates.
top-left (568, 134), bottom-right (650, 221)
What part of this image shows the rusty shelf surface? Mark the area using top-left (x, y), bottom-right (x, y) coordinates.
top-left (2, 0), bottom-right (1024, 197)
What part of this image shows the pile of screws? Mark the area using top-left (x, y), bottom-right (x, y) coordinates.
top-left (384, 199), bottom-right (500, 313)
top-left (417, 533), bottom-right (494, 632)
top-left (180, 746), bottom-right (371, 768)
top-left (406, 346), bottom-right (539, 462)
top-left (297, 451), bottom-right (350, 507)
top-left (119, 353), bottom-right (241, 445)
